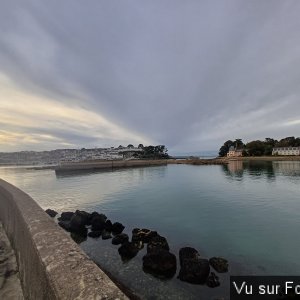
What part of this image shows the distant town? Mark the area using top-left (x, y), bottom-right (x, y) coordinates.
top-left (0, 144), bottom-right (169, 165)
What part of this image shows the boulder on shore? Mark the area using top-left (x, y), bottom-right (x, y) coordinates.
top-left (179, 247), bottom-right (199, 266)
top-left (147, 235), bottom-right (169, 253)
top-left (112, 222), bottom-right (125, 234)
top-left (209, 257), bottom-right (228, 273)
top-left (74, 210), bottom-right (91, 226)
top-left (69, 213), bottom-right (87, 233)
top-left (105, 220), bottom-right (113, 231)
top-left (132, 228), bottom-right (158, 243)
top-left (58, 211), bottom-right (74, 221)
top-left (91, 213), bottom-right (107, 231)
top-left (71, 231), bottom-right (87, 244)
top-left (118, 242), bottom-right (139, 260)
top-left (143, 249), bottom-right (177, 278)
top-left (58, 220), bottom-right (71, 231)
top-left (45, 209), bottom-right (58, 218)
top-left (112, 233), bottom-right (129, 245)
top-left (178, 247), bottom-right (210, 284)
top-left (206, 272), bottom-right (220, 288)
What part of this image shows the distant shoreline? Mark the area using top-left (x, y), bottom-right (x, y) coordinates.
top-left (1, 156), bottom-right (300, 171)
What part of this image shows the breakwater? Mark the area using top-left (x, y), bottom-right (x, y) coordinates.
top-left (0, 179), bottom-right (127, 299)
top-left (55, 158), bottom-right (229, 173)
top-left (55, 159), bottom-right (168, 172)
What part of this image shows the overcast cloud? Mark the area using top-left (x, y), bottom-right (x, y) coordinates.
top-left (0, 0), bottom-right (300, 153)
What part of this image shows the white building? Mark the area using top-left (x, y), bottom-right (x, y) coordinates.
top-left (227, 146), bottom-right (243, 157)
top-left (272, 147), bottom-right (300, 156)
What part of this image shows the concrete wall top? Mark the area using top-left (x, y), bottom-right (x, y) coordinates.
top-left (0, 179), bottom-right (128, 300)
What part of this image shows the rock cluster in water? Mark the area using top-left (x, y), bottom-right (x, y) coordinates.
top-left (46, 208), bottom-right (228, 287)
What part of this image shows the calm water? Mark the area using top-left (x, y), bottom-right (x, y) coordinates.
top-left (0, 161), bottom-right (300, 299)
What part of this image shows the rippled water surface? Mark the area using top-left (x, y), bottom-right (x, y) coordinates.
top-left (0, 161), bottom-right (300, 299)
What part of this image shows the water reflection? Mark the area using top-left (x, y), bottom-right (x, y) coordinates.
top-left (55, 168), bottom-right (114, 178)
top-left (222, 160), bottom-right (244, 180)
top-left (223, 160), bottom-right (300, 182)
top-left (55, 165), bottom-right (167, 181)
top-left (272, 161), bottom-right (300, 176)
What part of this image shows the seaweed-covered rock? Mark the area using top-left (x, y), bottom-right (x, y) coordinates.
top-left (133, 240), bottom-right (144, 250)
top-left (88, 230), bottom-right (102, 238)
top-left (118, 242), bottom-right (139, 260)
top-left (209, 257), bottom-right (228, 273)
top-left (58, 211), bottom-right (74, 221)
top-left (147, 235), bottom-right (169, 253)
top-left (206, 272), bottom-right (220, 288)
top-left (178, 247), bottom-right (210, 284)
top-left (112, 233), bottom-right (129, 245)
top-left (143, 249), bottom-right (177, 278)
top-left (45, 209), bottom-right (58, 218)
top-left (132, 228), bottom-right (158, 243)
top-left (112, 222), bottom-right (125, 234)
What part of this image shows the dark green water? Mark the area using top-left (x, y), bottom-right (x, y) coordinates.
top-left (0, 160), bottom-right (299, 299)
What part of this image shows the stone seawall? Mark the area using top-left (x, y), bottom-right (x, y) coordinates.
top-left (0, 179), bottom-right (128, 300)
top-left (55, 159), bottom-right (168, 172)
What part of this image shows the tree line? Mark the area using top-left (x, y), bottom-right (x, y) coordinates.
top-left (218, 136), bottom-right (300, 157)
top-left (118, 144), bottom-right (170, 159)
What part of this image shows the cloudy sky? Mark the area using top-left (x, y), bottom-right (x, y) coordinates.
top-left (0, 1), bottom-right (300, 154)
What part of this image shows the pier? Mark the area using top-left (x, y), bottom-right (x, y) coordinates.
top-left (0, 179), bottom-right (128, 299)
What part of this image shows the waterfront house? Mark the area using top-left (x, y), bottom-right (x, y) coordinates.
top-left (227, 146), bottom-right (243, 157)
top-left (272, 147), bottom-right (300, 156)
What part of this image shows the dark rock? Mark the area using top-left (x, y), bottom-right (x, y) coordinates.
top-left (132, 228), bottom-right (140, 235)
top-left (45, 209), bottom-right (58, 218)
top-left (179, 247), bottom-right (200, 266)
top-left (58, 221), bottom-right (71, 231)
top-left (206, 272), bottom-right (220, 288)
top-left (147, 235), bottom-right (169, 253)
top-left (58, 211), bottom-right (74, 221)
top-left (91, 214), bottom-right (107, 231)
top-left (112, 222), bottom-right (125, 234)
top-left (118, 242), bottom-right (139, 260)
top-left (102, 231), bottom-right (112, 240)
top-left (88, 231), bottom-right (102, 238)
top-left (112, 233), bottom-right (129, 245)
top-left (132, 228), bottom-right (158, 243)
top-left (105, 220), bottom-right (113, 231)
top-left (69, 214), bottom-right (87, 233)
top-left (74, 210), bottom-right (91, 226)
top-left (71, 231), bottom-right (87, 244)
top-left (209, 257), bottom-right (228, 273)
top-left (90, 211), bottom-right (100, 219)
top-left (143, 249), bottom-right (177, 278)
top-left (178, 257), bottom-right (210, 284)
top-left (133, 240), bottom-right (144, 250)
top-left (178, 247), bottom-right (210, 284)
